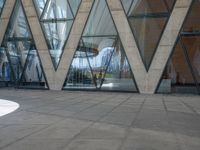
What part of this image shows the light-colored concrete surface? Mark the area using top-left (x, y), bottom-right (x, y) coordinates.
top-left (0, 89), bottom-right (199, 150)
top-left (0, 99), bottom-right (19, 117)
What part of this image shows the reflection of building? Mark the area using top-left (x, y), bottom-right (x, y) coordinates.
top-left (0, 0), bottom-right (200, 94)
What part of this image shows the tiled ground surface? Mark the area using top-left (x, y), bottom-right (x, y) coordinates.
top-left (0, 89), bottom-right (200, 150)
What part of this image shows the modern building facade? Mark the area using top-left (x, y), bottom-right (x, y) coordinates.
top-left (0, 0), bottom-right (199, 95)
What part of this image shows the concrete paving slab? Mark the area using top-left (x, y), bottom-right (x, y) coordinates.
top-left (0, 89), bottom-right (199, 150)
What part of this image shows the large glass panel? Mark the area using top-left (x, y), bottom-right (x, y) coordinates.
top-left (121, 0), bottom-right (175, 69)
top-left (19, 49), bottom-right (47, 89)
top-left (64, 0), bottom-right (138, 92)
top-left (42, 0), bottom-right (73, 20)
top-left (64, 40), bottom-right (95, 89)
top-left (183, 0), bottom-right (200, 32)
top-left (182, 36), bottom-right (200, 86)
top-left (157, 42), bottom-right (198, 94)
top-left (34, 0), bottom-right (47, 17)
top-left (68, 0), bottom-right (81, 16)
top-left (0, 47), bottom-right (14, 87)
top-left (157, 0), bottom-right (200, 94)
top-left (42, 21), bottom-right (73, 67)
top-left (2, 1), bottom-right (48, 89)
top-left (5, 3), bottom-right (31, 38)
top-left (6, 41), bottom-right (31, 81)
top-left (129, 17), bottom-right (166, 68)
top-left (83, 37), bottom-right (117, 88)
top-left (34, 0), bottom-right (81, 69)
top-left (101, 40), bottom-right (137, 92)
top-left (83, 0), bottom-right (117, 36)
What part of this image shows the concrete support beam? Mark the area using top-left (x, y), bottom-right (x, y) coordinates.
top-left (22, 0), bottom-right (93, 90)
top-left (147, 0), bottom-right (192, 93)
top-left (107, 0), bottom-right (192, 94)
top-left (0, 0), bottom-right (16, 45)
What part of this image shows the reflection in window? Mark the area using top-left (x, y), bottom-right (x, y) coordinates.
top-left (34, 0), bottom-right (81, 69)
top-left (1, 0), bottom-right (48, 89)
top-left (157, 1), bottom-right (200, 94)
top-left (0, 47), bottom-right (14, 87)
top-left (63, 0), bottom-right (137, 92)
top-left (121, 0), bottom-right (175, 69)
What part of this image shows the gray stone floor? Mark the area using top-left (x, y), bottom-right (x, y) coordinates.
top-left (0, 89), bottom-right (200, 150)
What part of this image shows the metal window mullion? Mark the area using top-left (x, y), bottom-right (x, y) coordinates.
top-left (67, 0), bottom-right (75, 18)
top-left (40, 0), bottom-right (49, 20)
top-left (127, 0), bottom-right (134, 16)
top-left (3, 45), bottom-right (16, 84)
top-left (163, 0), bottom-right (170, 13)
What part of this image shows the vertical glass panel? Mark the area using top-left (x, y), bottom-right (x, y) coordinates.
top-left (63, 41), bottom-right (95, 89)
top-left (129, 17), bottom-right (166, 68)
top-left (127, 0), bottom-right (169, 15)
top-left (82, 37), bottom-right (116, 88)
top-left (121, 0), bottom-right (175, 69)
top-left (6, 41), bottom-right (30, 82)
top-left (42, 0), bottom-right (73, 20)
top-left (64, 0), bottom-right (138, 92)
top-left (183, 0), bottom-right (200, 32)
top-left (6, 3), bottom-right (31, 38)
top-left (35, 0), bottom-right (80, 69)
top-left (101, 40), bottom-right (137, 92)
top-left (83, 0), bottom-right (117, 36)
top-left (182, 36), bottom-right (200, 86)
top-left (0, 0), bottom-right (5, 16)
top-left (0, 47), bottom-right (14, 86)
top-left (34, 0), bottom-right (47, 17)
top-left (2, 1), bottom-right (48, 89)
top-left (42, 21), bottom-right (73, 68)
top-left (157, 42), bottom-right (198, 94)
top-left (19, 49), bottom-right (48, 89)
top-left (68, 0), bottom-right (81, 16)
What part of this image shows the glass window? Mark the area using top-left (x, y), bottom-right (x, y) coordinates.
top-left (157, 41), bottom-right (198, 94)
top-left (64, 0), bottom-right (138, 92)
top-left (2, 1), bottom-right (48, 89)
top-left (0, 47), bottom-right (14, 86)
top-left (121, 0), bottom-right (175, 69)
top-left (34, 0), bottom-right (81, 69)
top-left (83, 0), bottom-right (117, 36)
top-left (183, 0), bottom-right (200, 32)
top-left (34, 0), bottom-right (47, 17)
top-left (157, 1), bottom-right (200, 94)
top-left (42, 0), bottom-right (73, 20)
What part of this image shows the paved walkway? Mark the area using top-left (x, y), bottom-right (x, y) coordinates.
top-left (0, 89), bottom-right (199, 150)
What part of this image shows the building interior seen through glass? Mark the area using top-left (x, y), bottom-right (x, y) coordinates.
top-left (157, 0), bottom-right (200, 94)
top-left (34, 0), bottom-right (81, 69)
top-left (63, 0), bottom-right (138, 92)
top-left (121, 0), bottom-right (176, 70)
top-left (0, 0), bottom-right (200, 94)
top-left (0, 0), bottom-right (48, 89)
